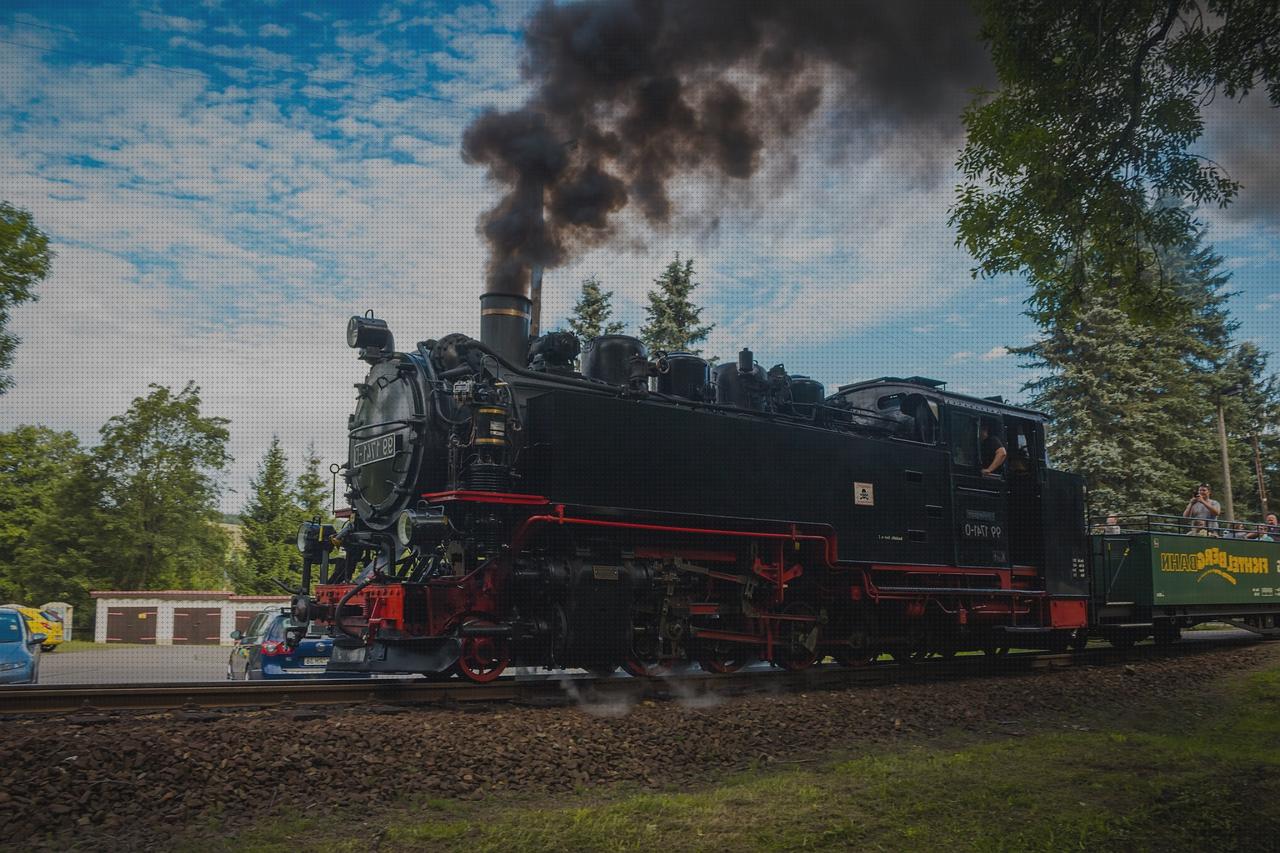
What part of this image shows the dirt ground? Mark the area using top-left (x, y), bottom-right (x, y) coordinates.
top-left (2, 643), bottom-right (1275, 851)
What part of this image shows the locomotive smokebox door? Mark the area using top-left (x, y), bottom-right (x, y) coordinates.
top-left (346, 355), bottom-right (444, 529)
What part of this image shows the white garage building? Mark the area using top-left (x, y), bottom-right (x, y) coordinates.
top-left (92, 590), bottom-right (290, 646)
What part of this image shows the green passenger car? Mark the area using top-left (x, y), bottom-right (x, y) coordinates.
top-left (1092, 516), bottom-right (1280, 645)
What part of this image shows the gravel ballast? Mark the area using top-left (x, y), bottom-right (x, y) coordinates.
top-left (1, 645), bottom-right (1274, 850)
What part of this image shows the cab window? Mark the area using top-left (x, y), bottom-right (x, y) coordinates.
top-left (949, 410), bottom-right (980, 468)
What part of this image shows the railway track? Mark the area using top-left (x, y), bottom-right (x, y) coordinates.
top-left (0, 632), bottom-right (1257, 717)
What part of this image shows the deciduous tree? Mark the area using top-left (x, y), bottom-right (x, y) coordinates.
top-left (953, 1), bottom-right (1280, 323)
top-left (92, 382), bottom-right (232, 591)
top-left (0, 202), bottom-right (52, 393)
top-left (0, 426), bottom-right (85, 602)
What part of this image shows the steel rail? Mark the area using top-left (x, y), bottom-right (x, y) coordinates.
top-left (0, 634), bottom-right (1258, 718)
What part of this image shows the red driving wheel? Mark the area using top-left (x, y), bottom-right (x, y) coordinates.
top-left (456, 619), bottom-right (510, 684)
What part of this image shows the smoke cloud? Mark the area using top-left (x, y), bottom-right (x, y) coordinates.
top-left (462, 0), bottom-right (993, 295)
top-left (1204, 95), bottom-right (1280, 223)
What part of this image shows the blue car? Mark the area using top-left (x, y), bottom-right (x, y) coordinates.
top-left (0, 606), bottom-right (47, 685)
top-left (227, 609), bottom-right (360, 680)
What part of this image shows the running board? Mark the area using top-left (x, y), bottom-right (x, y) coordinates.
top-left (875, 585), bottom-right (1047, 597)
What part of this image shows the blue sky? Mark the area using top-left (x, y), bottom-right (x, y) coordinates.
top-left (1, 1), bottom-right (1278, 510)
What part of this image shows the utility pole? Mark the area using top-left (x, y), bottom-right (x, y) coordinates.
top-left (1216, 395), bottom-right (1236, 522)
top-left (1253, 433), bottom-right (1270, 517)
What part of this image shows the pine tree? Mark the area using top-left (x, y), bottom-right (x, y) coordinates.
top-left (240, 436), bottom-right (302, 594)
top-left (1019, 224), bottom-right (1264, 518)
top-left (640, 254), bottom-right (715, 355)
top-left (567, 275), bottom-right (624, 341)
top-left (1019, 298), bottom-right (1198, 515)
top-left (295, 442), bottom-right (332, 525)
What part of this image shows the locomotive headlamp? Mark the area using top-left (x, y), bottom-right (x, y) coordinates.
top-left (395, 509), bottom-right (448, 547)
top-left (296, 521), bottom-right (336, 558)
top-left (346, 313), bottom-right (394, 351)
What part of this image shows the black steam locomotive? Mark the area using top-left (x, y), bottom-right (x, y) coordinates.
top-left (288, 290), bottom-right (1094, 681)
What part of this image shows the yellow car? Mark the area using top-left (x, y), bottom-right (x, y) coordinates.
top-left (3, 605), bottom-right (63, 651)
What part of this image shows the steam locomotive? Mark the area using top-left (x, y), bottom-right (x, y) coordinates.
top-left (283, 287), bottom-right (1111, 682)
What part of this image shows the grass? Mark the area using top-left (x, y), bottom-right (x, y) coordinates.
top-left (195, 655), bottom-right (1280, 853)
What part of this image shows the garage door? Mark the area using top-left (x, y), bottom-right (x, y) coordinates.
top-left (172, 608), bottom-right (222, 644)
top-left (235, 610), bottom-right (264, 635)
top-left (106, 607), bottom-right (157, 644)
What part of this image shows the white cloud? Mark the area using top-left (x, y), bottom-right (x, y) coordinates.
top-left (258, 23), bottom-right (293, 38)
top-left (138, 11), bottom-right (205, 33)
top-left (0, 13), bottom-right (1024, 508)
top-left (981, 346), bottom-right (1010, 360)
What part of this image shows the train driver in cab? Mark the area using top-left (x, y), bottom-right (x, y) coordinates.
top-left (980, 419), bottom-right (1007, 477)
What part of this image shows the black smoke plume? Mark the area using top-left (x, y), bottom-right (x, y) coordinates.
top-left (462, 0), bottom-right (992, 296)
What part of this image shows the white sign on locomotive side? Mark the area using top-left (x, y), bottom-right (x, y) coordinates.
top-left (854, 482), bottom-right (875, 506)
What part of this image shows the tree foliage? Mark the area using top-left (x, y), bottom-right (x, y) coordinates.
top-left (567, 275), bottom-right (624, 341)
top-left (0, 426), bottom-right (85, 603)
top-left (1216, 342), bottom-right (1280, 518)
top-left (953, 1), bottom-right (1280, 323)
top-left (239, 436), bottom-right (303, 594)
top-left (295, 442), bottom-right (332, 525)
top-left (92, 382), bottom-right (231, 590)
top-left (12, 384), bottom-right (232, 626)
top-left (640, 255), bottom-right (714, 355)
top-left (0, 201), bottom-right (53, 393)
top-left (1020, 225), bottom-right (1280, 518)
top-left (1021, 297), bottom-right (1205, 514)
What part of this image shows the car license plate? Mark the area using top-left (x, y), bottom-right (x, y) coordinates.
top-left (303, 657), bottom-right (328, 666)
top-left (331, 644), bottom-right (366, 663)
top-left (352, 433), bottom-right (400, 468)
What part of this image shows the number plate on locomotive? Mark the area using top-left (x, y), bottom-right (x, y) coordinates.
top-left (352, 433), bottom-right (400, 468)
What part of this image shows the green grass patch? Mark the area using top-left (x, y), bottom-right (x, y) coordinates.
top-left (205, 657), bottom-right (1280, 853)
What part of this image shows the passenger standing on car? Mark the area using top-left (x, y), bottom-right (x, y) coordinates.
top-left (1182, 483), bottom-right (1222, 532)
top-left (979, 420), bottom-right (1007, 477)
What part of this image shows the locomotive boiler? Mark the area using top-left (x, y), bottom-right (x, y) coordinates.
top-left (286, 282), bottom-right (1096, 682)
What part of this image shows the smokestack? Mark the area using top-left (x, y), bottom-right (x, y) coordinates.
top-left (479, 287), bottom-right (532, 365)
